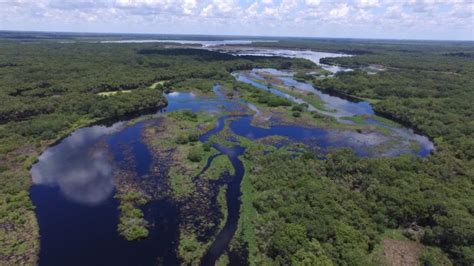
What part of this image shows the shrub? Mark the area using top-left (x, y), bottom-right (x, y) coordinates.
top-left (267, 97), bottom-right (291, 107)
top-left (203, 142), bottom-right (212, 152)
top-left (292, 105), bottom-right (304, 112)
top-left (187, 147), bottom-right (202, 162)
top-left (182, 110), bottom-right (197, 121)
top-left (176, 134), bottom-right (189, 144)
top-left (188, 132), bottom-right (200, 142)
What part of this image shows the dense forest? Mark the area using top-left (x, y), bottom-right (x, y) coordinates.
top-left (0, 35), bottom-right (473, 265)
top-left (0, 40), bottom-right (304, 265)
top-left (239, 39), bottom-right (474, 265)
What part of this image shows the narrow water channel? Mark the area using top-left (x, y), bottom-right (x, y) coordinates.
top-left (200, 143), bottom-right (246, 265)
top-left (30, 50), bottom-right (435, 265)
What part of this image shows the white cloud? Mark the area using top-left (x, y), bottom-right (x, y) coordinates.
top-left (355, 8), bottom-right (375, 22)
top-left (385, 5), bottom-right (404, 19)
top-left (183, 0), bottom-right (196, 14)
top-left (280, 0), bottom-right (297, 11)
top-left (0, 0), bottom-right (472, 40)
top-left (305, 0), bottom-right (321, 7)
top-left (263, 6), bottom-right (278, 16)
top-left (213, 0), bottom-right (238, 13)
top-left (201, 4), bottom-right (213, 17)
top-left (329, 3), bottom-right (349, 18)
top-left (115, 0), bottom-right (173, 8)
top-left (357, 0), bottom-right (380, 9)
top-left (246, 2), bottom-right (259, 16)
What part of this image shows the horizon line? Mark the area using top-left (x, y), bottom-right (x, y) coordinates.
top-left (1, 29), bottom-right (473, 43)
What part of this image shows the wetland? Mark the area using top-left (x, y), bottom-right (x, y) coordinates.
top-left (30, 50), bottom-right (433, 265)
top-left (2, 34), bottom-right (472, 266)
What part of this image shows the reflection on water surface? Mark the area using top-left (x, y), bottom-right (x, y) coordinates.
top-left (30, 49), bottom-right (435, 265)
top-left (31, 124), bottom-right (123, 205)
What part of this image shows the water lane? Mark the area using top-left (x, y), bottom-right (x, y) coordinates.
top-left (233, 68), bottom-right (434, 157)
top-left (200, 144), bottom-right (246, 266)
top-left (234, 69), bottom-right (374, 119)
top-left (31, 63), bottom-right (434, 265)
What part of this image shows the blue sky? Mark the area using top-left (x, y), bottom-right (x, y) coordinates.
top-left (1, 0), bottom-right (473, 40)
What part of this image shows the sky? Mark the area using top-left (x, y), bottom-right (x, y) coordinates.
top-left (0, 0), bottom-right (473, 40)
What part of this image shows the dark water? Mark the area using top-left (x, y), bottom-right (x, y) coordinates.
top-left (31, 120), bottom-right (180, 266)
top-left (30, 87), bottom-right (245, 266)
top-left (198, 115), bottom-right (247, 265)
top-left (200, 144), bottom-right (245, 266)
top-left (31, 70), bottom-right (434, 265)
top-left (233, 69), bottom-right (434, 156)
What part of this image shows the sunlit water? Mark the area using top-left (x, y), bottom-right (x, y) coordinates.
top-left (100, 39), bottom-right (277, 47)
top-left (217, 47), bottom-right (352, 73)
top-left (233, 68), bottom-right (433, 157)
top-left (30, 49), bottom-right (434, 265)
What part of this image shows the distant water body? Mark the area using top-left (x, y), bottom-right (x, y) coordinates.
top-left (100, 39), bottom-right (277, 47)
top-left (220, 48), bottom-right (353, 73)
top-left (30, 44), bottom-right (434, 265)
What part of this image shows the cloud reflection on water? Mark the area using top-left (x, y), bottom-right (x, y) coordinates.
top-left (31, 123), bottom-right (123, 205)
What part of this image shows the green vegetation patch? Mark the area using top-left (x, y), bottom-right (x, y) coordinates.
top-left (114, 166), bottom-right (151, 241)
top-left (171, 78), bottom-right (217, 94)
top-left (216, 185), bottom-right (228, 232)
top-left (97, 90), bottom-right (132, 96)
top-left (117, 201), bottom-right (149, 241)
top-left (178, 230), bottom-right (210, 265)
top-left (201, 155), bottom-right (234, 180)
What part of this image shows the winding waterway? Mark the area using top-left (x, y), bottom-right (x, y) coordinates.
top-left (30, 49), bottom-right (434, 265)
